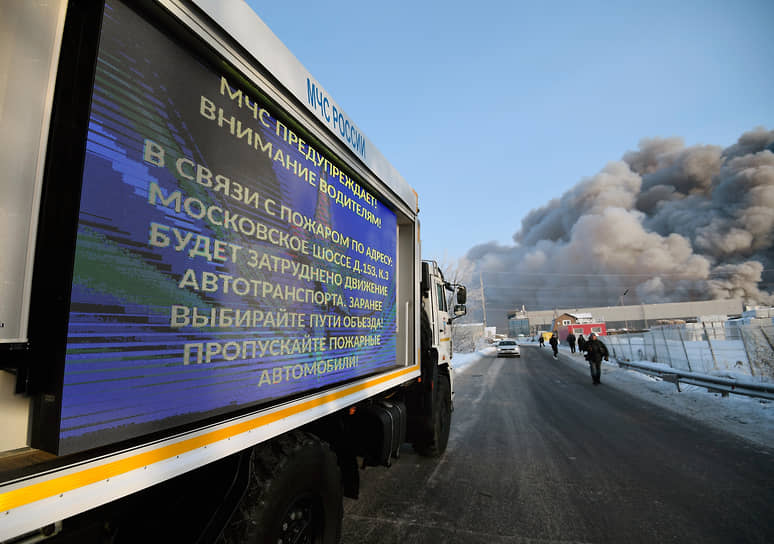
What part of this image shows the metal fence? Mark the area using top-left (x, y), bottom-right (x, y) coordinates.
top-left (605, 322), bottom-right (774, 383)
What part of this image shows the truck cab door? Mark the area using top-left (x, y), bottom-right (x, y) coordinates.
top-left (433, 280), bottom-right (452, 364)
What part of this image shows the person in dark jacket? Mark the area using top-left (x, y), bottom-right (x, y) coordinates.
top-left (577, 334), bottom-right (586, 352)
top-left (549, 333), bottom-right (559, 359)
top-left (539, 335), bottom-right (545, 347)
top-left (584, 332), bottom-right (608, 385)
top-left (566, 331), bottom-right (577, 354)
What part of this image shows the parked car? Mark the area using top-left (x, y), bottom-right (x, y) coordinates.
top-left (496, 339), bottom-right (520, 357)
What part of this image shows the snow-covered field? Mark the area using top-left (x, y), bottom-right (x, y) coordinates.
top-left (452, 346), bottom-right (774, 451)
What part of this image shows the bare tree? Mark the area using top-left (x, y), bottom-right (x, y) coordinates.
top-left (436, 254), bottom-right (487, 353)
top-left (436, 253), bottom-right (477, 312)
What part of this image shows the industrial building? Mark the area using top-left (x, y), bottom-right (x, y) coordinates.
top-left (508, 298), bottom-right (744, 336)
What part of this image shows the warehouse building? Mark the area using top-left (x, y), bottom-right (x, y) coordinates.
top-left (508, 298), bottom-right (744, 335)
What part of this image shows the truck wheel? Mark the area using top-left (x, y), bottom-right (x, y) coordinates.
top-left (413, 372), bottom-right (451, 457)
top-left (220, 431), bottom-right (342, 544)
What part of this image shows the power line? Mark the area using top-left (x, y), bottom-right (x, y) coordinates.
top-left (478, 269), bottom-right (774, 278)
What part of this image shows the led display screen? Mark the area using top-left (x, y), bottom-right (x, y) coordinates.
top-left (58, 0), bottom-right (397, 454)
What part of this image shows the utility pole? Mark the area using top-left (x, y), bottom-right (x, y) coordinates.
top-left (479, 270), bottom-right (487, 331)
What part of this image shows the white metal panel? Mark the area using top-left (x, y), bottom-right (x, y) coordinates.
top-left (0, 372), bottom-right (28, 450)
top-left (0, 0), bottom-right (68, 343)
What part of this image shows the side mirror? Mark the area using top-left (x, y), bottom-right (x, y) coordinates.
top-left (456, 286), bottom-right (467, 305)
top-left (454, 304), bottom-right (466, 317)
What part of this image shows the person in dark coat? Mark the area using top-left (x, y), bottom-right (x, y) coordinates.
top-left (566, 331), bottom-right (577, 354)
top-left (577, 334), bottom-right (586, 352)
top-left (549, 333), bottom-right (559, 359)
top-left (539, 335), bottom-right (545, 347)
top-left (584, 332), bottom-right (609, 385)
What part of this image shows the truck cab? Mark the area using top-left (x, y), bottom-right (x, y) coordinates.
top-left (421, 260), bottom-right (466, 368)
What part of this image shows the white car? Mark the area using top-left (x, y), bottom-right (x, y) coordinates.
top-left (496, 339), bottom-right (520, 357)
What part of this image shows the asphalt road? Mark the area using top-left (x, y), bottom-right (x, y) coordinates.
top-left (340, 345), bottom-right (774, 543)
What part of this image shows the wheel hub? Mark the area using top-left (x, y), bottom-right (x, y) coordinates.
top-left (277, 497), bottom-right (317, 544)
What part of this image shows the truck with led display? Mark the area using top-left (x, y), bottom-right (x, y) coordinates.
top-left (0, 1), bottom-right (466, 541)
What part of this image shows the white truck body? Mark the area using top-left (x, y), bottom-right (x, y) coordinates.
top-left (0, 1), bottom-right (464, 541)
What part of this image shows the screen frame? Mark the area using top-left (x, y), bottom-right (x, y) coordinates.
top-left (28, 0), bottom-right (416, 456)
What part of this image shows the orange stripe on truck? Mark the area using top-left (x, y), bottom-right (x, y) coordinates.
top-left (0, 366), bottom-right (416, 512)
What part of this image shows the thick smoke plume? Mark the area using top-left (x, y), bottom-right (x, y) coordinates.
top-left (466, 127), bottom-right (774, 329)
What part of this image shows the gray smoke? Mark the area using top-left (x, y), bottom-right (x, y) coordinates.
top-left (466, 127), bottom-right (774, 328)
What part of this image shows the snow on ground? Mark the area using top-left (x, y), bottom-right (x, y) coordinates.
top-left (452, 344), bottom-right (774, 451)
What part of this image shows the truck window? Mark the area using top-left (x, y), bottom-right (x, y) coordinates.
top-left (436, 283), bottom-right (447, 312)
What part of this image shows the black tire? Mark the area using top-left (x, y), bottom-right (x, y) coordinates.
top-left (219, 431), bottom-right (342, 544)
top-left (413, 372), bottom-right (451, 457)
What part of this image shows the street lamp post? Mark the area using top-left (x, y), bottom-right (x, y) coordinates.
top-left (480, 270), bottom-right (487, 330)
top-left (620, 288), bottom-right (629, 330)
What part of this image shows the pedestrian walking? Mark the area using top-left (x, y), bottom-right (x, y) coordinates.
top-left (539, 335), bottom-right (545, 348)
top-left (566, 331), bottom-right (576, 354)
top-left (583, 332), bottom-right (609, 385)
top-left (549, 333), bottom-right (559, 359)
top-left (577, 334), bottom-right (586, 352)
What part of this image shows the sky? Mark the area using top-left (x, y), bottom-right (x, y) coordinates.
top-left (453, 345), bottom-right (774, 451)
top-left (245, 0), bottom-right (774, 318)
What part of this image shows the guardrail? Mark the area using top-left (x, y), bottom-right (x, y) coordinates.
top-left (614, 359), bottom-right (774, 401)
top-left (605, 323), bottom-right (774, 380)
